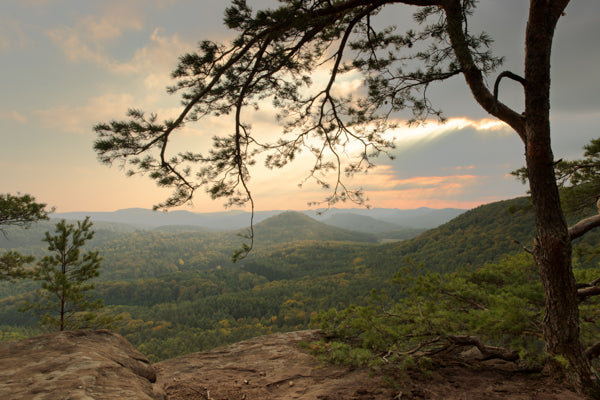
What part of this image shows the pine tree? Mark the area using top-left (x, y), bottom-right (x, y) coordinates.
top-left (26, 217), bottom-right (104, 331)
top-left (93, 0), bottom-right (599, 393)
top-left (0, 193), bottom-right (49, 280)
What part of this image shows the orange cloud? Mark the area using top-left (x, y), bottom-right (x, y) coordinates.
top-left (349, 165), bottom-right (479, 190)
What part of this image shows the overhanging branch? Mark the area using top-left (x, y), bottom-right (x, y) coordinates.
top-left (443, 2), bottom-right (525, 139)
top-left (568, 214), bottom-right (600, 240)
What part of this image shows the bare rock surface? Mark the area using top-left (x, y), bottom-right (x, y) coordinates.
top-left (0, 329), bottom-right (586, 399)
top-left (155, 330), bottom-right (584, 400)
top-left (155, 330), bottom-right (396, 400)
top-left (0, 329), bottom-right (165, 400)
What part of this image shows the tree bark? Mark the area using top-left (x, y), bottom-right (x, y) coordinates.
top-left (524, 0), bottom-right (597, 394)
top-left (445, 0), bottom-right (597, 394)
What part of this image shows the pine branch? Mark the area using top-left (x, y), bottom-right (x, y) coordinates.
top-left (512, 239), bottom-right (533, 255)
top-left (397, 336), bottom-right (443, 356)
top-left (439, 288), bottom-right (488, 311)
top-left (443, 1), bottom-right (525, 140)
top-left (577, 276), bottom-right (600, 301)
top-left (493, 70), bottom-right (526, 104)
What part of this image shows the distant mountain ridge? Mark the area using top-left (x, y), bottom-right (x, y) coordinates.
top-left (1, 206), bottom-right (462, 261)
top-left (52, 206), bottom-right (465, 233)
top-left (250, 211), bottom-right (378, 244)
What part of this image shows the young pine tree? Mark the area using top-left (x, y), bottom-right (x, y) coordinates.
top-left (26, 217), bottom-right (104, 331)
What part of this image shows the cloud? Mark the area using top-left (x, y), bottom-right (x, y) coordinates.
top-left (444, 165), bottom-right (475, 171)
top-left (10, 0), bottom-right (51, 5)
top-left (123, 28), bottom-right (192, 86)
top-left (46, 22), bottom-right (144, 69)
top-left (34, 93), bottom-right (135, 134)
top-left (47, 14), bottom-right (193, 89)
top-left (388, 117), bottom-right (510, 145)
top-left (332, 165), bottom-right (497, 210)
top-left (46, 25), bottom-right (109, 65)
top-left (331, 76), bottom-right (364, 98)
top-left (354, 164), bottom-right (480, 192)
top-left (0, 15), bottom-right (29, 52)
top-left (44, 3), bottom-right (146, 70)
top-left (32, 89), bottom-right (207, 141)
top-left (0, 110), bottom-right (27, 124)
top-left (359, 189), bottom-right (498, 210)
top-left (36, 25), bottom-right (197, 135)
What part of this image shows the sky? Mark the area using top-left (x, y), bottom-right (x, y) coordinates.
top-left (1, 0), bottom-right (599, 214)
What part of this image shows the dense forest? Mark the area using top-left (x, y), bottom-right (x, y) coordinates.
top-left (0, 197), bottom-right (598, 362)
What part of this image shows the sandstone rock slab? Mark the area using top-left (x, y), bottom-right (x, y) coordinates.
top-left (0, 329), bottom-right (165, 400)
top-left (154, 330), bottom-right (395, 400)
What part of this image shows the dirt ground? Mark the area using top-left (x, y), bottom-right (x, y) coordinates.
top-left (153, 330), bottom-right (585, 400)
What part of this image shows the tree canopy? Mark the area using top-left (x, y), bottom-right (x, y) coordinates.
top-left (94, 0), bottom-right (502, 213)
top-left (94, 0), bottom-right (599, 394)
top-left (24, 218), bottom-right (105, 331)
top-left (0, 193), bottom-right (49, 234)
top-left (0, 193), bottom-right (50, 280)
top-left (514, 137), bottom-right (600, 215)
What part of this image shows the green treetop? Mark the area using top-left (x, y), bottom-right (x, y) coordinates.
top-left (25, 217), bottom-right (104, 331)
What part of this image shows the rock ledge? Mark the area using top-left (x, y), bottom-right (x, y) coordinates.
top-left (0, 329), bottom-right (164, 400)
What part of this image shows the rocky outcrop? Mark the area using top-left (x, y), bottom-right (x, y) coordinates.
top-left (154, 330), bottom-right (396, 400)
top-left (0, 329), bottom-right (165, 400)
top-left (0, 329), bottom-right (583, 400)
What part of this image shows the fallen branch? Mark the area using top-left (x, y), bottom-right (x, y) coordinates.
top-left (447, 335), bottom-right (519, 362)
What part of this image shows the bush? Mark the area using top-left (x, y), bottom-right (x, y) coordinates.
top-left (312, 253), bottom-right (600, 371)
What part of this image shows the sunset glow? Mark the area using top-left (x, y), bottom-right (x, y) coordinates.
top-left (1, 1), bottom-right (598, 213)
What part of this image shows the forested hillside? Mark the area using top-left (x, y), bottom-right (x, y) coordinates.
top-left (0, 197), bottom-right (598, 361)
top-left (383, 197), bottom-right (600, 273)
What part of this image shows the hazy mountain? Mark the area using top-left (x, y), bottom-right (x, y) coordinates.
top-left (152, 225), bottom-right (216, 233)
top-left (52, 206), bottom-right (465, 232)
top-left (250, 211), bottom-right (378, 245)
top-left (51, 208), bottom-right (275, 231)
top-left (321, 213), bottom-right (403, 233)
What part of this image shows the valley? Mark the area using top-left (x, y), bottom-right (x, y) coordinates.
top-left (0, 197), bottom-right (598, 363)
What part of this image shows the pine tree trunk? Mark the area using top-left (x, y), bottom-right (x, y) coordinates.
top-left (524, 1), bottom-right (597, 394)
top-left (525, 129), bottom-right (595, 392)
